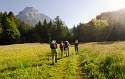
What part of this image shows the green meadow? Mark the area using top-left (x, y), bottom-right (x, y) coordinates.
top-left (1, 42), bottom-right (125, 79)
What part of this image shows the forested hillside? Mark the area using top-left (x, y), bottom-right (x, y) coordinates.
top-left (72, 8), bottom-right (125, 42)
top-left (1, 8), bottom-right (125, 45)
top-left (0, 12), bottom-right (69, 45)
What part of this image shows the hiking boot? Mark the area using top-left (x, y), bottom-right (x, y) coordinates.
top-left (51, 62), bottom-right (54, 65)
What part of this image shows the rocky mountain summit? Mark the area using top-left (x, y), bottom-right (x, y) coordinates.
top-left (16, 7), bottom-right (52, 26)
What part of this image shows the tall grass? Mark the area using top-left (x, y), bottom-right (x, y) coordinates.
top-left (1, 41), bottom-right (125, 79)
top-left (79, 41), bottom-right (125, 79)
top-left (0, 43), bottom-right (51, 78)
top-left (0, 43), bottom-right (78, 79)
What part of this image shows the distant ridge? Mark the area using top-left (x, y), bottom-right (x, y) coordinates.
top-left (16, 7), bottom-right (52, 26)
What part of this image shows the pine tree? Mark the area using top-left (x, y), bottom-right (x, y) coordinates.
top-left (34, 21), bottom-right (43, 42)
top-left (0, 24), bottom-right (2, 39)
top-left (0, 12), bottom-right (3, 40)
top-left (1, 16), bottom-right (20, 44)
top-left (41, 19), bottom-right (48, 43)
top-left (47, 20), bottom-right (53, 42)
top-left (53, 16), bottom-right (69, 42)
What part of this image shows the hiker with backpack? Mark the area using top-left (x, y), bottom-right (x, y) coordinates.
top-left (74, 39), bottom-right (79, 54)
top-left (50, 40), bottom-right (58, 65)
top-left (64, 41), bottom-right (70, 57)
top-left (60, 41), bottom-right (65, 58)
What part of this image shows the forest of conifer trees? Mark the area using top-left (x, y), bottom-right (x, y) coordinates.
top-left (0, 8), bottom-right (125, 45)
top-left (0, 12), bottom-right (70, 45)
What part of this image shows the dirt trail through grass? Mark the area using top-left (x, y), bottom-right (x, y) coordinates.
top-left (43, 46), bottom-right (81, 79)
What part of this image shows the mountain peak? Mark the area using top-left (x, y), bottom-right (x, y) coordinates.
top-left (23, 7), bottom-right (38, 13)
top-left (16, 7), bottom-right (52, 26)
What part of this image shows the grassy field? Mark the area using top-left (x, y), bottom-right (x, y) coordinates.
top-left (1, 42), bottom-right (125, 79)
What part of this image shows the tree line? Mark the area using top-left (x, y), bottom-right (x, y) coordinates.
top-left (1, 8), bottom-right (125, 45)
top-left (71, 8), bottom-right (125, 42)
top-left (0, 12), bottom-right (69, 45)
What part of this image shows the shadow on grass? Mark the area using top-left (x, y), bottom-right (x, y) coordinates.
top-left (57, 58), bottom-right (62, 60)
top-left (96, 41), bottom-right (115, 45)
top-left (0, 66), bottom-right (18, 73)
top-left (0, 63), bottom-right (43, 73)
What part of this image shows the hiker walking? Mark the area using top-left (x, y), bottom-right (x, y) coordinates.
top-left (64, 41), bottom-right (70, 56)
top-left (74, 39), bottom-right (79, 54)
top-left (60, 41), bottom-right (64, 58)
top-left (50, 40), bottom-right (58, 65)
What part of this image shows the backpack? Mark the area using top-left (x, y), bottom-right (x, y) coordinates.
top-left (60, 43), bottom-right (64, 48)
top-left (64, 41), bottom-right (68, 48)
top-left (50, 42), bottom-right (56, 49)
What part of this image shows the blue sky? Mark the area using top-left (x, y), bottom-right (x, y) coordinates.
top-left (0, 0), bottom-right (125, 28)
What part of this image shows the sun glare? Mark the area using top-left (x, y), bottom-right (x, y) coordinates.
top-left (110, 0), bottom-right (125, 10)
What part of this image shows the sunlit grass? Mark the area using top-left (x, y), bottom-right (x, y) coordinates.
top-left (79, 41), bottom-right (125, 78)
top-left (0, 43), bottom-right (78, 79)
top-left (1, 41), bottom-right (125, 79)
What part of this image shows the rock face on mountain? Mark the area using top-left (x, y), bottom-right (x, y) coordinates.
top-left (16, 7), bottom-right (52, 26)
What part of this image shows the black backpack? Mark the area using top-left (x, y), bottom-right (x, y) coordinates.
top-left (64, 41), bottom-right (68, 48)
top-left (50, 42), bottom-right (56, 49)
